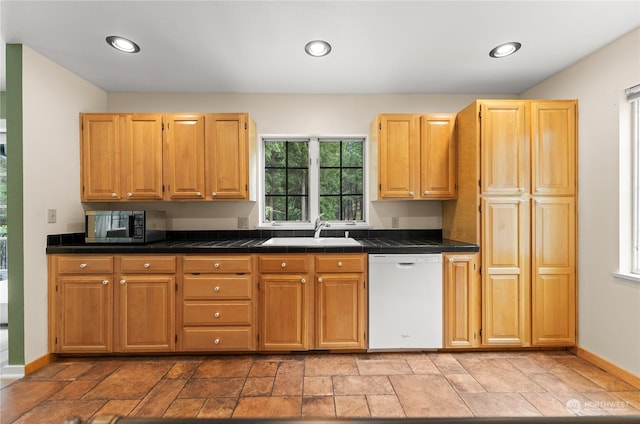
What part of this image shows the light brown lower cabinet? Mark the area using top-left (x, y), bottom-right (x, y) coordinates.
top-left (443, 253), bottom-right (480, 348)
top-left (258, 254), bottom-right (367, 352)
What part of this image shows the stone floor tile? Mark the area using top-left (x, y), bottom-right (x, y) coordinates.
top-left (178, 377), bottom-right (245, 398)
top-left (356, 359), bottom-right (413, 375)
top-left (429, 353), bottom-right (467, 374)
top-left (129, 378), bottom-right (187, 417)
top-left (93, 399), bottom-right (140, 417)
top-left (583, 391), bottom-right (640, 415)
top-left (49, 380), bottom-right (99, 400)
top-left (367, 394), bottom-right (405, 417)
top-left (303, 376), bottom-right (333, 396)
top-left (232, 396), bottom-right (301, 417)
top-left (406, 358), bottom-right (441, 374)
top-left (163, 398), bottom-right (205, 418)
top-left (612, 390), bottom-right (640, 410)
top-left (248, 361), bottom-right (279, 377)
top-left (508, 357), bottom-right (549, 375)
top-left (50, 363), bottom-right (97, 380)
top-left (521, 392), bottom-right (577, 416)
top-left (459, 357), bottom-right (545, 393)
top-left (334, 394), bottom-right (370, 417)
top-left (0, 380), bottom-right (67, 423)
top-left (76, 360), bottom-right (123, 381)
top-left (12, 399), bottom-right (105, 424)
top-left (460, 392), bottom-right (542, 417)
top-left (333, 375), bottom-right (394, 395)
top-left (302, 396), bottom-right (336, 417)
top-left (192, 357), bottom-right (253, 378)
top-left (390, 374), bottom-right (473, 417)
top-left (276, 360), bottom-right (305, 377)
top-left (166, 360), bottom-right (201, 379)
top-left (197, 398), bottom-right (237, 418)
top-left (446, 373), bottom-right (486, 393)
top-left (241, 377), bottom-right (274, 396)
top-left (83, 361), bottom-right (173, 400)
top-left (272, 373), bottom-right (303, 396)
top-left (305, 354), bottom-right (358, 376)
top-left (555, 370), bottom-right (609, 392)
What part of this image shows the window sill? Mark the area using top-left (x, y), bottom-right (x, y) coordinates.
top-left (612, 272), bottom-right (640, 284)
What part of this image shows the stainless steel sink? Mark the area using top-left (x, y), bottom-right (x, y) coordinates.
top-left (261, 237), bottom-right (361, 247)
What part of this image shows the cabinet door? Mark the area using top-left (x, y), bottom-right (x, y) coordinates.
top-left (117, 275), bottom-right (175, 352)
top-left (164, 114), bottom-right (205, 199)
top-left (443, 253), bottom-right (479, 348)
top-left (57, 275), bottom-right (113, 353)
top-left (378, 114), bottom-right (419, 199)
top-left (81, 114), bottom-right (122, 201)
top-left (259, 274), bottom-right (310, 351)
top-left (481, 197), bottom-right (530, 346)
top-left (205, 114), bottom-right (248, 199)
top-left (532, 197), bottom-right (576, 346)
top-left (315, 273), bottom-right (366, 349)
top-left (420, 114), bottom-right (457, 199)
top-left (480, 101), bottom-right (530, 195)
top-left (531, 101), bottom-right (577, 196)
top-left (122, 114), bottom-right (164, 200)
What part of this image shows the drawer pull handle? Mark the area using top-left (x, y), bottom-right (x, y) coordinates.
top-left (196, 192), bottom-right (202, 197)
top-left (424, 190), bottom-right (430, 195)
top-left (214, 263), bottom-right (220, 268)
top-left (337, 261), bottom-right (343, 267)
top-left (102, 280), bottom-right (109, 285)
top-left (111, 192), bottom-right (117, 197)
top-left (449, 257), bottom-right (455, 263)
top-left (281, 262), bottom-right (286, 268)
top-left (301, 278), bottom-right (306, 284)
top-left (211, 192), bottom-right (217, 197)
top-left (120, 279), bottom-right (126, 285)
top-left (127, 192), bottom-right (132, 197)
top-left (214, 312), bottom-right (220, 318)
top-left (79, 263), bottom-right (87, 269)
top-left (409, 191), bottom-right (414, 196)
top-left (214, 286), bottom-right (220, 292)
top-left (318, 277), bottom-right (323, 283)
top-left (143, 263), bottom-right (150, 268)
top-left (214, 338), bottom-right (220, 345)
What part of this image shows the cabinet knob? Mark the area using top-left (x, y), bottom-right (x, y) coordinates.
top-left (211, 192), bottom-right (217, 197)
top-left (281, 262), bottom-right (286, 268)
top-left (409, 191), bottom-right (415, 196)
top-left (102, 280), bottom-right (109, 285)
top-left (424, 191), bottom-right (429, 195)
top-left (301, 278), bottom-right (306, 284)
top-left (143, 263), bottom-right (150, 268)
top-left (318, 277), bottom-right (323, 283)
top-left (127, 192), bottom-right (132, 197)
top-left (519, 187), bottom-right (525, 192)
top-left (79, 263), bottom-right (87, 269)
top-left (449, 257), bottom-right (455, 263)
top-left (214, 286), bottom-right (220, 292)
top-left (214, 338), bottom-right (220, 345)
top-left (337, 261), bottom-right (343, 267)
top-left (214, 312), bottom-right (220, 318)
top-left (111, 192), bottom-right (117, 197)
top-left (120, 279), bottom-right (126, 285)
top-left (536, 188), bottom-right (541, 192)
top-left (214, 263), bottom-right (220, 268)
top-left (196, 192), bottom-right (202, 197)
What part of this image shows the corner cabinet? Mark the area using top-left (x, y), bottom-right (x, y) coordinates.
top-left (80, 112), bottom-right (255, 202)
top-left (371, 113), bottom-right (456, 200)
top-left (443, 99), bottom-right (577, 348)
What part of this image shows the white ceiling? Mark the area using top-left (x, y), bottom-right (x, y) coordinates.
top-left (1, 0), bottom-right (639, 94)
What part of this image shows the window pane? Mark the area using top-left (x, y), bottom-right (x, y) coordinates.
top-left (320, 168), bottom-right (340, 195)
top-left (265, 169), bottom-right (286, 195)
top-left (320, 141), bottom-right (340, 167)
top-left (287, 196), bottom-right (306, 221)
top-left (287, 169), bottom-right (308, 195)
top-left (320, 196), bottom-right (340, 221)
top-left (265, 196), bottom-right (286, 222)
top-left (265, 141), bottom-right (286, 167)
top-left (287, 142), bottom-right (308, 167)
top-left (342, 140), bottom-right (363, 167)
top-left (342, 169), bottom-right (363, 194)
top-left (342, 196), bottom-right (363, 221)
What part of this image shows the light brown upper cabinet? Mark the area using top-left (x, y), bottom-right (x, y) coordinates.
top-left (81, 112), bottom-right (255, 202)
top-left (371, 113), bottom-right (456, 200)
top-left (443, 99), bottom-right (577, 348)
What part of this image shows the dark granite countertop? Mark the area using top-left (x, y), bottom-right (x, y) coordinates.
top-left (46, 229), bottom-right (479, 255)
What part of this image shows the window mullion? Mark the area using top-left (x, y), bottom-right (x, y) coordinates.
top-left (309, 137), bottom-right (320, 222)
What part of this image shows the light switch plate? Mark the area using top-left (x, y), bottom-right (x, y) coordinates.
top-left (238, 217), bottom-right (249, 229)
top-left (47, 209), bottom-right (57, 223)
top-left (391, 216), bottom-right (399, 228)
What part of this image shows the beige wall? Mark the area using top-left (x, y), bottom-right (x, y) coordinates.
top-left (22, 46), bottom-right (107, 363)
top-left (524, 28), bottom-right (640, 376)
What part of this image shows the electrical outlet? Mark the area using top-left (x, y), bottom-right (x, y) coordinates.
top-left (238, 217), bottom-right (249, 229)
top-left (47, 209), bottom-right (57, 223)
top-left (391, 216), bottom-right (399, 228)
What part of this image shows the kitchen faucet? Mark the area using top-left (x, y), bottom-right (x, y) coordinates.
top-left (314, 214), bottom-right (328, 238)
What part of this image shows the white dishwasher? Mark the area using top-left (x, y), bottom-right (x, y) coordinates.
top-left (368, 254), bottom-right (443, 350)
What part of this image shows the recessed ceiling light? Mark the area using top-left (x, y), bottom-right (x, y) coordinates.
top-left (489, 42), bottom-right (521, 58)
top-left (305, 40), bottom-right (331, 57)
top-left (106, 36), bottom-right (140, 53)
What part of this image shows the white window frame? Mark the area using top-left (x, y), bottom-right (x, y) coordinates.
top-left (258, 134), bottom-right (370, 230)
top-left (614, 84), bottom-right (640, 283)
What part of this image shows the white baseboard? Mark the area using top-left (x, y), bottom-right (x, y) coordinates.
top-left (1, 364), bottom-right (25, 379)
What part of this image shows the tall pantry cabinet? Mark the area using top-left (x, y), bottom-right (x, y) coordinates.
top-left (443, 99), bottom-right (577, 347)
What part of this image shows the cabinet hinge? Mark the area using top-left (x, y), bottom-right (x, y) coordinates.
top-left (379, 123), bottom-right (382, 130)
top-left (479, 328), bottom-right (483, 337)
top-left (162, 122), bottom-right (165, 131)
top-left (473, 263), bottom-right (476, 271)
top-left (479, 267), bottom-right (482, 275)
top-left (478, 204), bottom-right (482, 213)
top-left (56, 285), bottom-right (58, 292)
top-left (244, 122), bottom-right (247, 130)
top-left (479, 110), bottom-right (482, 119)
top-left (245, 184), bottom-right (248, 192)
top-left (257, 282), bottom-right (260, 290)
top-left (379, 184), bottom-right (382, 192)
top-left (55, 337), bottom-right (58, 344)
top-left (175, 282), bottom-right (178, 291)
top-left (175, 334), bottom-right (178, 343)
top-left (478, 179), bottom-right (482, 189)
top-left (363, 281), bottom-right (366, 289)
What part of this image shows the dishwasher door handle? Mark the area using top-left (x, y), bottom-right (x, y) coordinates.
top-left (396, 262), bottom-right (418, 268)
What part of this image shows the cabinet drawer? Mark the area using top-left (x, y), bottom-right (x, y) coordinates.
top-left (182, 327), bottom-right (254, 351)
top-left (183, 302), bottom-right (252, 325)
top-left (119, 256), bottom-right (176, 273)
top-left (57, 256), bottom-right (114, 274)
top-left (183, 256), bottom-right (252, 274)
top-left (183, 275), bottom-right (252, 300)
top-left (259, 255), bottom-right (309, 273)
top-left (315, 254), bottom-right (366, 273)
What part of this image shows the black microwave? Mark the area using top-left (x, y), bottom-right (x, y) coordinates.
top-left (85, 210), bottom-right (166, 244)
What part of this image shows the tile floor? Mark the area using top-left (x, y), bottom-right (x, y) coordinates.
top-left (1, 350), bottom-right (639, 424)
